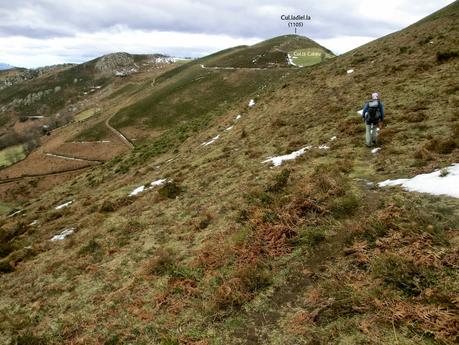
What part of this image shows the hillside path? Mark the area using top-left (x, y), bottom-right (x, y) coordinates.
top-left (44, 152), bottom-right (104, 164)
top-left (105, 113), bottom-right (134, 149)
top-left (200, 64), bottom-right (294, 71)
top-left (0, 165), bottom-right (99, 185)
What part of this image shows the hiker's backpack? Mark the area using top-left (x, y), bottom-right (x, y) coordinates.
top-left (366, 100), bottom-right (381, 124)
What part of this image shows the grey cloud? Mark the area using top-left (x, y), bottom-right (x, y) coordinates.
top-left (0, 25), bottom-right (73, 39)
top-left (0, 0), bottom-right (454, 68)
top-left (0, 0), bottom-right (426, 40)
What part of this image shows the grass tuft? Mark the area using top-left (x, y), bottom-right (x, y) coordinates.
top-left (158, 181), bottom-right (182, 199)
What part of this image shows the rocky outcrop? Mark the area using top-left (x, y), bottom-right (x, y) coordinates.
top-left (0, 64), bottom-right (75, 91)
top-left (10, 87), bottom-right (62, 107)
top-left (94, 52), bottom-right (137, 76)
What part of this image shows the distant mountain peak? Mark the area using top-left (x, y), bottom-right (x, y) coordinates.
top-left (0, 63), bottom-right (15, 70)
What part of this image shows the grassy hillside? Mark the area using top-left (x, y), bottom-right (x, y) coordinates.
top-left (0, 53), bottom-right (153, 120)
top-left (109, 35), bottom-right (333, 143)
top-left (109, 44), bottom-right (290, 135)
top-left (206, 35), bottom-right (335, 68)
top-left (0, 3), bottom-right (458, 345)
top-left (111, 66), bottom-right (283, 130)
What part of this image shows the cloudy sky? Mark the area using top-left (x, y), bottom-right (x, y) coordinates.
top-left (0, 0), bottom-right (454, 68)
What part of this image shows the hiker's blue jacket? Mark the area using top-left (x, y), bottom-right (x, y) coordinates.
top-left (362, 100), bottom-right (384, 122)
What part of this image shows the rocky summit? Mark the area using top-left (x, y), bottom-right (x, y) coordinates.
top-left (94, 52), bottom-right (137, 76)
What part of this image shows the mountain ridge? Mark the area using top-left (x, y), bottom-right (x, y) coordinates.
top-left (0, 63), bottom-right (15, 71)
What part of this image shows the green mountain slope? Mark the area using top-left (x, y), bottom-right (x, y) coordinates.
top-left (0, 3), bottom-right (458, 345)
top-left (0, 53), bottom-right (164, 125)
top-left (206, 34), bottom-right (335, 68)
top-left (109, 35), bottom-right (333, 145)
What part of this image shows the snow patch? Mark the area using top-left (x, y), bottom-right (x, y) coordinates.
top-left (357, 109), bottom-right (363, 116)
top-left (30, 220), bottom-right (39, 226)
top-left (248, 99), bottom-right (255, 108)
top-left (330, 136), bottom-right (337, 141)
top-left (55, 200), bottom-right (73, 210)
top-left (202, 135), bottom-right (220, 146)
top-left (262, 147), bottom-right (311, 167)
top-left (155, 57), bottom-right (175, 64)
top-left (347, 69), bottom-right (354, 74)
top-left (287, 54), bottom-right (299, 67)
top-left (378, 164), bottom-right (459, 198)
top-left (8, 209), bottom-right (24, 218)
top-left (129, 185), bottom-right (146, 197)
top-left (318, 145), bottom-right (330, 150)
top-left (225, 126), bottom-right (234, 131)
top-left (129, 179), bottom-right (166, 197)
top-left (51, 228), bottom-right (75, 241)
top-left (371, 148), bottom-right (381, 154)
top-left (235, 114), bottom-right (242, 120)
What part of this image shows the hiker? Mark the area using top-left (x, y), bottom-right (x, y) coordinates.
top-left (361, 92), bottom-right (384, 147)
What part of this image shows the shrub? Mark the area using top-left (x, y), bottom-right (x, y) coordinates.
top-left (158, 181), bottom-right (182, 199)
top-left (78, 239), bottom-right (101, 256)
top-left (399, 46), bottom-right (408, 54)
top-left (404, 111), bottom-right (426, 123)
top-left (145, 248), bottom-right (175, 275)
top-left (310, 165), bottom-right (346, 197)
top-left (361, 219), bottom-right (389, 244)
top-left (340, 116), bottom-right (362, 136)
top-left (0, 260), bottom-right (14, 273)
top-left (436, 50), bottom-right (458, 63)
top-left (266, 168), bottom-right (290, 193)
top-left (236, 209), bottom-right (250, 223)
top-left (372, 254), bottom-right (436, 297)
top-left (212, 262), bottom-right (271, 310)
top-left (245, 190), bottom-right (273, 206)
top-left (11, 222), bottom-right (28, 238)
top-left (0, 223), bottom-right (28, 243)
top-left (0, 229), bottom-right (12, 244)
top-left (426, 138), bottom-right (457, 154)
top-left (0, 243), bottom-right (15, 258)
top-left (104, 335), bottom-right (120, 345)
top-left (452, 123), bottom-right (459, 137)
top-left (418, 36), bottom-right (433, 45)
top-left (99, 199), bottom-right (115, 213)
top-left (114, 163), bottom-right (130, 174)
top-left (330, 192), bottom-right (359, 217)
top-left (45, 210), bottom-right (64, 222)
top-left (302, 227), bottom-right (327, 247)
top-left (413, 147), bottom-right (433, 160)
top-left (161, 338), bottom-right (179, 345)
top-left (195, 214), bottom-right (212, 230)
top-left (9, 333), bottom-right (47, 345)
top-left (352, 56), bottom-right (367, 64)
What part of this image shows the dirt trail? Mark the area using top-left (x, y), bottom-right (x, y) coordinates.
top-left (0, 165), bottom-right (99, 185)
top-left (232, 231), bottom-right (347, 345)
top-left (105, 113), bottom-right (134, 149)
top-left (233, 183), bottom-right (381, 345)
top-left (200, 64), bottom-right (295, 71)
top-left (44, 152), bottom-right (104, 164)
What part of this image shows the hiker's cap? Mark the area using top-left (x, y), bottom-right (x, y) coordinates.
top-left (372, 92), bottom-right (379, 100)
